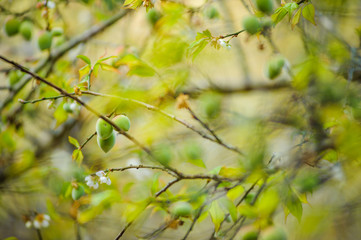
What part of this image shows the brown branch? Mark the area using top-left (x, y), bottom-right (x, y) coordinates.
top-left (0, 55), bottom-right (153, 158)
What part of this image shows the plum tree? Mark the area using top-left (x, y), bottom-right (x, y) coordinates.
top-left (19, 21), bottom-right (32, 41)
top-left (243, 16), bottom-right (261, 35)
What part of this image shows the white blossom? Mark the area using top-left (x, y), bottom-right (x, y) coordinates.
top-left (96, 171), bottom-right (111, 185)
top-left (85, 175), bottom-right (99, 189)
top-left (33, 214), bottom-right (50, 229)
top-left (25, 221), bottom-right (32, 229)
top-left (218, 39), bottom-right (231, 49)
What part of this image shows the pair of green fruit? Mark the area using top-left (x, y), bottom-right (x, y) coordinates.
top-left (96, 115), bottom-right (131, 153)
top-left (4, 18), bottom-right (33, 40)
top-left (242, 0), bottom-right (274, 35)
top-left (265, 56), bottom-right (285, 79)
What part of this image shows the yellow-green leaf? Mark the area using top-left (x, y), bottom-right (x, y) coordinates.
top-left (209, 201), bottom-right (225, 232)
top-left (292, 7), bottom-right (302, 29)
top-left (68, 136), bottom-right (80, 148)
top-left (302, 4), bottom-right (316, 25)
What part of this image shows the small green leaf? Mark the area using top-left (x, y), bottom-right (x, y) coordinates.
top-left (209, 201), bottom-right (225, 232)
top-left (285, 189), bottom-right (303, 222)
top-left (188, 38), bottom-right (209, 61)
top-left (302, 4), bottom-right (316, 25)
top-left (292, 7), bottom-right (302, 29)
top-left (284, 3), bottom-right (299, 20)
top-left (123, 0), bottom-right (143, 9)
top-left (68, 136), bottom-right (80, 148)
top-left (272, 7), bottom-right (288, 24)
top-left (79, 64), bottom-right (91, 81)
top-left (72, 149), bottom-right (84, 164)
top-left (220, 197), bottom-right (237, 222)
top-left (187, 158), bottom-right (206, 168)
top-left (77, 55), bottom-right (91, 65)
top-left (219, 166), bottom-right (244, 178)
top-left (151, 173), bottom-right (160, 195)
top-left (99, 63), bottom-right (120, 73)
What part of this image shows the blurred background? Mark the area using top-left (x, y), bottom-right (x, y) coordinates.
top-left (1, 0), bottom-right (361, 239)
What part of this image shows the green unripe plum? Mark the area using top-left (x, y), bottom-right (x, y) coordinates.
top-left (147, 9), bottom-right (162, 26)
top-left (51, 27), bottom-right (64, 37)
top-left (38, 32), bottom-right (53, 51)
top-left (63, 103), bottom-right (73, 113)
top-left (256, 0), bottom-right (273, 14)
top-left (243, 16), bottom-right (261, 35)
top-left (4, 18), bottom-right (20, 37)
top-left (97, 131), bottom-right (116, 153)
top-left (205, 6), bottom-right (219, 19)
top-left (8, 70), bottom-right (21, 86)
top-left (243, 231), bottom-right (259, 240)
top-left (262, 228), bottom-right (287, 240)
top-left (96, 118), bottom-right (114, 139)
top-left (171, 201), bottom-right (193, 217)
top-left (113, 115), bottom-right (130, 131)
top-left (265, 56), bottom-right (285, 80)
top-left (19, 21), bottom-right (32, 41)
top-left (200, 93), bottom-right (222, 119)
top-left (154, 144), bottom-right (172, 166)
top-left (72, 185), bottom-right (85, 200)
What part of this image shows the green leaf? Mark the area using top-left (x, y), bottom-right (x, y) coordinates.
top-left (285, 190), bottom-right (303, 222)
top-left (284, 3), bottom-right (299, 20)
top-left (187, 158), bottom-right (206, 168)
top-left (220, 197), bottom-right (237, 222)
top-left (114, 54), bottom-right (156, 77)
top-left (54, 103), bottom-right (68, 127)
top-left (302, 4), bottom-right (316, 25)
top-left (209, 200), bottom-right (225, 232)
top-left (272, 7), bottom-right (288, 24)
top-left (292, 7), bottom-right (302, 29)
top-left (99, 63), bottom-right (120, 73)
top-left (219, 166), bottom-right (244, 178)
top-left (188, 38), bottom-right (209, 61)
top-left (72, 149), bottom-right (84, 164)
top-left (79, 64), bottom-right (91, 81)
top-left (68, 136), bottom-right (80, 148)
top-left (97, 55), bottom-right (117, 62)
top-left (151, 173), bottom-right (160, 195)
top-left (227, 185), bottom-right (244, 202)
top-left (123, 0), bottom-right (143, 9)
top-left (77, 55), bottom-right (91, 65)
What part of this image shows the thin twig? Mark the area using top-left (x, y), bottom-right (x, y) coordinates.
top-left (36, 229), bottom-right (43, 240)
top-left (0, 55), bottom-right (153, 158)
top-left (79, 132), bottom-right (97, 150)
top-left (155, 178), bottom-right (181, 197)
top-left (114, 221), bottom-right (133, 240)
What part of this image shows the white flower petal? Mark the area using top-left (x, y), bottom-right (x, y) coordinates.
top-left (96, 171), bottom-right (105, 177)
top-left (25, 221), bottom-right (32, 229)
top-left (33, 220), bottom-right (41, 229)
top-left (42, 220), bottom-right (49, 228)
top-left (43, 215), bottom-right (50, 221)
top-left (106, 178), bottom-right (111, 185)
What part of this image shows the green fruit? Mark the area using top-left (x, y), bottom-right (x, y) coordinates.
top-left (171, 201), bottom-right (193, 217)
top-left (256, 0), bottom-right (273, 14)
top-left (262, 228), bottom-right (287, 240)
top-left (54, 36), bottom-right (66, 47)
top-left (51, 27), bottom-right (64, 37)
top-left (154, 144), bottom-right (172, 166)
top-left (19, 21), bottom-right (32, 41)
top-left (8, 70), bottom-right (21, 86)
top-left (97, 132), bottom-right (116, 153)
top-left (96, 118), bottom-right (114, 139)
top-left (38, 32), bottom-right (53, 51)
top-left (4, 18), bottom-right (20, 37)
top-left (147, 9), bottom-right (162, 26)
top-left (205, 7), bottom-right (219, 19)
top-left (243, 231), bottom-right (259, 240)
top-left (265, 56), bottom-right (285, 79)
top-left (113, 115), bottom-right (130, 131)
top-left (63, 103), bottom-right (72, 113)
top-left (200, 93), bottom-right (221, 119)
top-left (72, 185), bottom-right (85, 200)
top-left (243, 16), bottom-right (261, 35)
